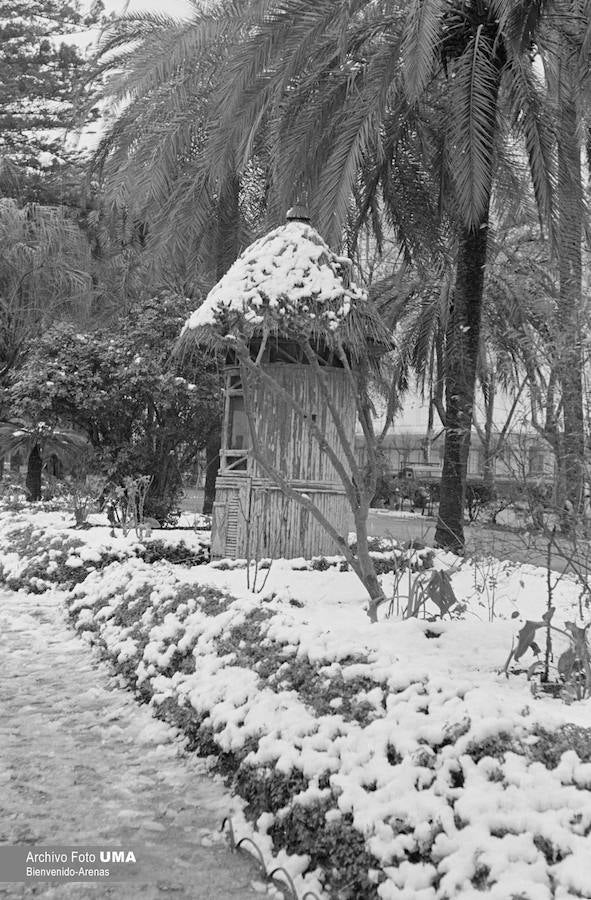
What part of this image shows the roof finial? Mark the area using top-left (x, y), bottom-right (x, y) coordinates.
top-left (286, 204), bottom-right (310, 223)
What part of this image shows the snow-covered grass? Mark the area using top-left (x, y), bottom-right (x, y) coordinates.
top-left (1, 507), bottom-right (591, 899)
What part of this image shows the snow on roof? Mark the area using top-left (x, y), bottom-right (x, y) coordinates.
top-left (183, 220), bottom-right (366, 334)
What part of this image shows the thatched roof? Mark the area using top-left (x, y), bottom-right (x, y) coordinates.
top-left (178, 219), bottom-right (392, 361)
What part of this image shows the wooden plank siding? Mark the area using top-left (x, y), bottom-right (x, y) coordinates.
top-left (211, 362), bottom-right (356, 559)
top-left (212, 481), bottom-right (353, 559)
top-left (248, 364), bottom-right (355, 483)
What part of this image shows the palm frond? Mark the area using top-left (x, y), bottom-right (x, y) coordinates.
top-left (401, 0), bottom-right (444, 103)
top-left (503, 52), bottom-right (556, 239)
top-left (315, 37), bottom-right (404, 241)
top-left (490, 0), bottom-right (546, 54)
top-left (448, 29), bottom-right (501, 229)
top-left (0, 424), bottom-right (88, 462)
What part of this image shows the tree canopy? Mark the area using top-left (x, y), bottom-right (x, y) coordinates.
top-left (2, 0), bottom-right (590, 550)
top-left (0, 0), bottom-right (105, 203)
top-left (7, 293), bottom-right (222, 522)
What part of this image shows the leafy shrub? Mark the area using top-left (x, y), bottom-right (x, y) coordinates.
top-left (137, 538), bottom-right (209, 567)
top-left (465, 732), bottom-right (518, 763)
top-left (527, 724), bottom-right (591, 768)
top-left (269, 802), bottom-right (382, 900)
top-left (465, 480), bottom-right (524, 524)
top-left (235, 766), bottom-right (309, 819)
top-left (0, 532), bottom-right (123, 593)
top-left (9, 296), bottom-right (222, 527)
top-left (0, 520), bottom-right (211, 594)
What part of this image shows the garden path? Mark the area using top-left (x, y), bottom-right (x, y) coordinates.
top-left (0, 589), bottom-right (268, 900)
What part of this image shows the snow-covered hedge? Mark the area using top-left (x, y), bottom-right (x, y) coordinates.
top-left (2, 512), bottom-right (591, 899)
top-left (0, 513), bottom-right (209, 593)
top-left (64, 572), bottom-right (591, 898)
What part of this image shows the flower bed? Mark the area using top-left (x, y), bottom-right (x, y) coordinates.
top-left (1, 511), bottom-right (591, 899)
top-left (0, 512), bottom-right (209, 593)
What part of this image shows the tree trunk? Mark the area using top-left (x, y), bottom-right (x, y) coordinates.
top-left (435, 224), bottom-right (488, 553)
top-left (200, 173), bottom-right (241, 515)
top-left (352, 502), bottom-right (384, 623)
top-left (482, 455), bottom-right (496, 494)
top-left (481, 371), bottom-right (497, 494)
top-left (557, 84), bottom-right (585, 510)
top-left (216, 173), bottom-right (240, 280)
top-left (203, 424), bottom-right (221, 515)
top-left (145, 449), bottom-right (182, 523)
top-left (25, 443), bottom-right (42, 501)
top-left (423, 383), bottom-right (435, 463)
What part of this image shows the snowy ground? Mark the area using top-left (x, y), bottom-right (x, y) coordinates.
top-left (1, 508), bottom-right (590, 899)
top-left (0, 588), bottom-right (271, 899)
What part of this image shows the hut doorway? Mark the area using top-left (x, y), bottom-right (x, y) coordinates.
top-left (222, 369), bottom-right (249, 472)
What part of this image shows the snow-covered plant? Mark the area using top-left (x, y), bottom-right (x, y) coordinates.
top-left (387, 559), bottom-right (461, 621)
top-left (237, 488), bottom-right (286, 593)
top-left (503, 606), bottom-right (591, 700)
top-left (102, 475), bottom-right (153, 537)
top-left (0, 477), bottom-right (27, 510)
top-left (469, 551), bottom-right (506, 621)
top-left (66, 475), bottom-right (105, 527)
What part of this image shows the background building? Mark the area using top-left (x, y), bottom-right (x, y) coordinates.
top-left (356, 392), bottom-right (555, 487)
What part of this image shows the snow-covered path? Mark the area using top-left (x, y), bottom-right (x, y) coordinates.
top-left (0, 589), bottom-right (264, 899)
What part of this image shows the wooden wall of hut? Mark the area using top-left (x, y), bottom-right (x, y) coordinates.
top-left (211, 361), bottom-right (356, 559)
top-left (211, 476), bottom-right (352, 559)
top-left (248, 363), bottom-right (355, 482)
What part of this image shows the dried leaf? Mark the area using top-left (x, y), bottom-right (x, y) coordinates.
top-left (426, 569), bottom-right (458, 618)
top-left (514, 620), bottom-right (544, 662)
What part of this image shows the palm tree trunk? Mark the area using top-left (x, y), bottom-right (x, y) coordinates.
top-left (557, 88), bottom-right (585, 510)
top-left (435, 223), bottom-right (488, 553)
top-left (25, 444), bottom-right (42, 501)
top-left (203, 173), bottom-right (241, 515)
top-left (216, 173), bottom-right (240, 280)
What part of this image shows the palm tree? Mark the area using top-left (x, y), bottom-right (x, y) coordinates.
top-left (87, 3), bottom-right (274, 511)
top-left (205, 0), bottom-right (560, 552)
top-left (540, 1), bottom-right (590, 510)
top-left (372, 206), bottom-right (555, 494)
top-left (0, 423), bottom-right (88, 501)
top-left (0, 199), bottom-right (93, 378)
top-left (88, 3), bottom-right (269, 292)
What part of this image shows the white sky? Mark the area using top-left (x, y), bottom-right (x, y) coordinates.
top-left (103, 0), bottom-right (194, 15)
top-left (63, 0), bottom-right (194, 55)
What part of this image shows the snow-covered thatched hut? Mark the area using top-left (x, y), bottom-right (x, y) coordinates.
top-left (179, 208), bottom-right (392, 559)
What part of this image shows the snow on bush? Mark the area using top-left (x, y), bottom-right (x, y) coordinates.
top-left (1, 511), bottom-right (591, 899)
top-left (0, 511), bottom-right (209, 592)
